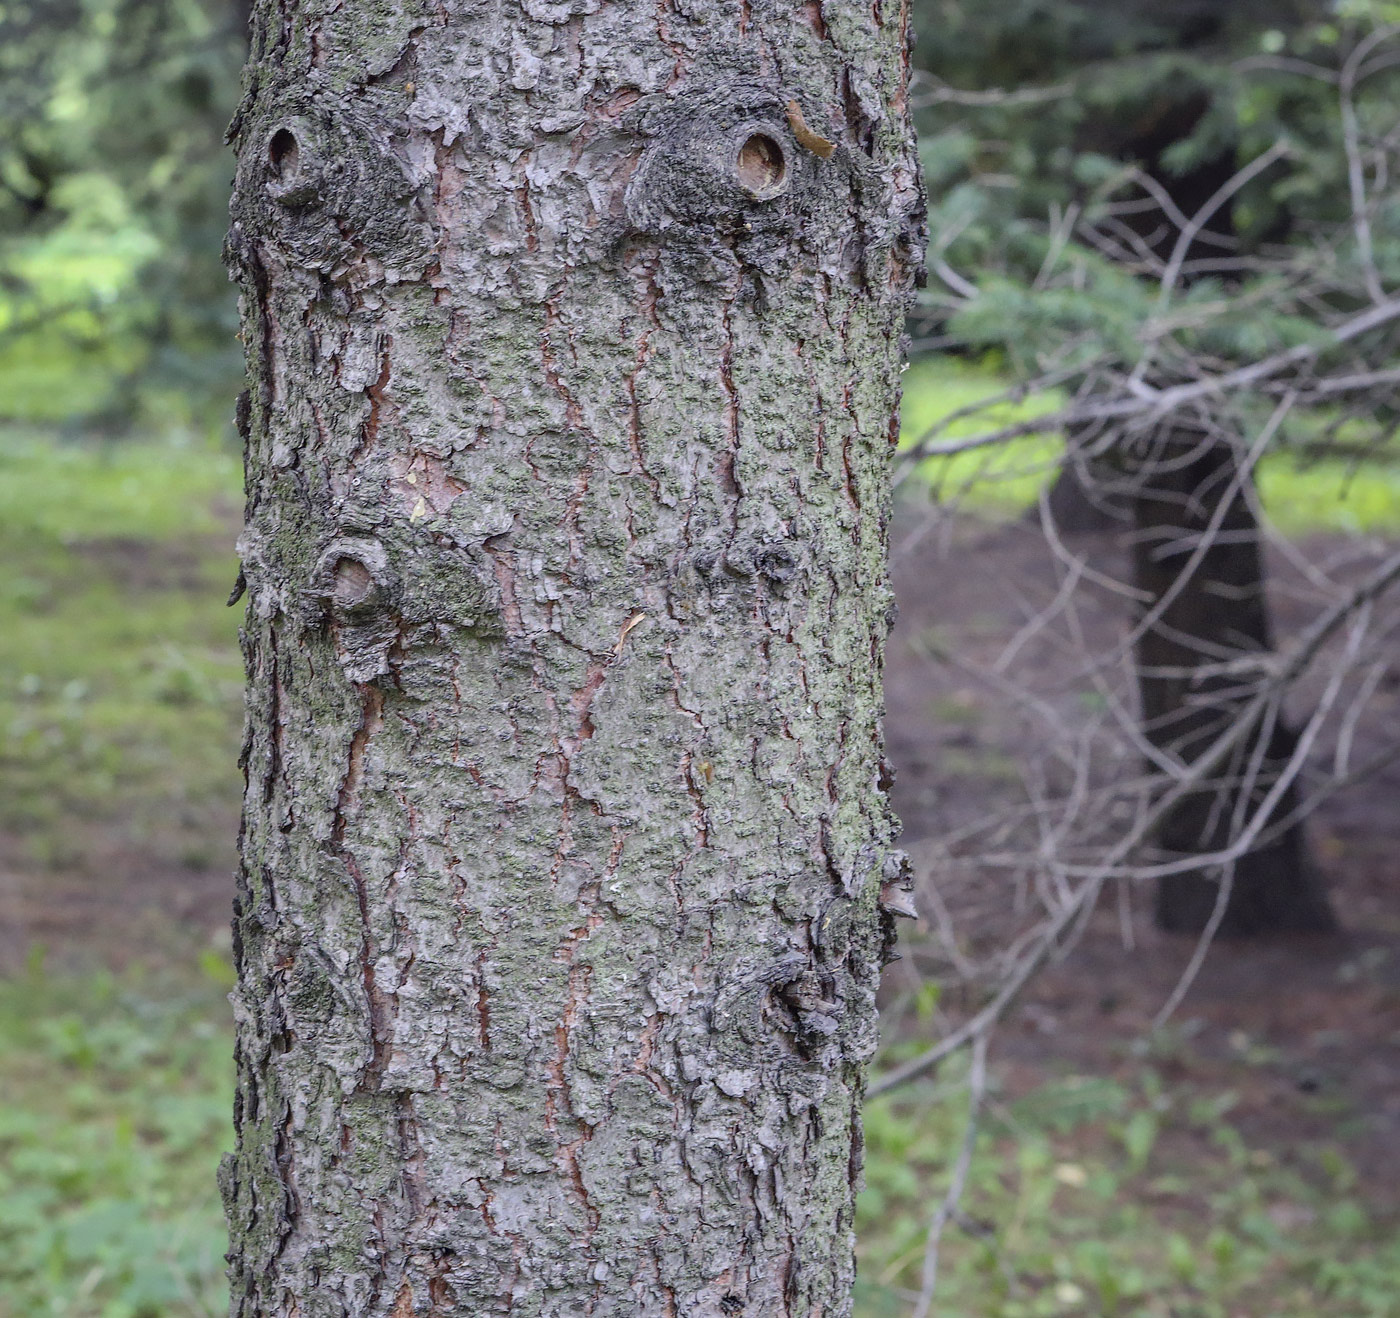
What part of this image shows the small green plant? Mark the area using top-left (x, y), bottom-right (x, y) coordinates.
top-left (855, 1062), bottom-right (1400, 1316)
top-left (0, 957), bottom-right (234, 1317)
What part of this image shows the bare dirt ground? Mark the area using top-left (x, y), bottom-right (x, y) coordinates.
top-left (0, 826), bottom-right (237, 973)
top-left (883, 501), bottom-right (1400, 1208)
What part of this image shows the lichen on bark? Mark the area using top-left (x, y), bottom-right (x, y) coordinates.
top-left (223, 0), bottom-right (924, 1313)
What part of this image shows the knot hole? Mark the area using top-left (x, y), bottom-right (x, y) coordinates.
top-left (268, 128), bottom-right (300, 177)
top-left (331, 557), bottom-right (376, 609)
top-left (735, 133), bottom-right (787, 200)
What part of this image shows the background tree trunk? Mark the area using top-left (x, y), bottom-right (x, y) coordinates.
top-left (1131, 432), bottom-right (1337, 936)
top-left (221, 1), bottom-right (923, 1314)
top-left (1041, 443), bottom-right (1129, 535)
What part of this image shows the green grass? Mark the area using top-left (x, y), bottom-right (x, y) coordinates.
top-left (0, 430), bottom-right (238, 541)
top-left (1258, 456), bottom-right (1400, 536)
top-left (0, 427), bottom-right (240, 1314)
top-left (854, 1051), bottom-right (1400, 1317)
top-left (0, 430), bottom-right (242, 868)
top-left (899, 358), bottom-right (1063, 511)
top-left (899, 357), bottom-right (1400, 534)
top-left (0, 957), bottom-right (233, 1318)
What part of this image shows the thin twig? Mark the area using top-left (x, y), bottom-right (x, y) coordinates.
top-left (910, 1034), bottom-right (990, 1318)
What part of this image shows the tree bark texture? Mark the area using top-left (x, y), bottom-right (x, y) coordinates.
top-left (222, 1), bottom-right (923, 1314)
top-left (1131, 432), bottom-right (1337, 937)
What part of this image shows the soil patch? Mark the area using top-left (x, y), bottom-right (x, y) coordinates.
top-left (883, 501), bottom-right (1400, 1206)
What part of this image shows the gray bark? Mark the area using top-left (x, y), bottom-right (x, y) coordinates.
top-left (221, 1), bottom-right (923, 1314)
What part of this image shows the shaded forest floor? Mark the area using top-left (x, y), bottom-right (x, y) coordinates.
top-left (856, 504), bottom-right (1400, 1315)
top-left (1, 432), bottom-right (1397, 1315)
top-left (884, 504), bottom-right (1400, 1193)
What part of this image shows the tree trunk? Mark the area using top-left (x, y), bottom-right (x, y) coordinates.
top-left (221, 2), bottom-right (923, 1314)
top-left (1132, 432), bottom-right (1337, 937)
top-left (1041, 445), bottom-right (1129, 535)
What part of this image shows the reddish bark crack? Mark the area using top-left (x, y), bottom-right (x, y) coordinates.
top-left (354, 340), bottom-right (394, 463)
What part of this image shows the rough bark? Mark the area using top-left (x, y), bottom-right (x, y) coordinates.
top-left (1131, 432), bottom-right (1337, 937)
top-left (221, 2), bottom-right (923, 1315)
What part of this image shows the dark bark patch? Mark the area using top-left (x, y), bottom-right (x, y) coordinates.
top-left (268, 126), bottom-right (299, 174)
top-left (331, 555), bottom-right (377, 609)
top-left (230, 99), bottom-right (431, 276)
top-left (307, 540), bottom-right (398, 621)
top-left (305, 537), bottom-right (402, 681)
top-left (263, 119), bottom-right (323, 210)
top-left (752, 540), bottom-right (804, 591)
top-left (624, 83), bottom-right (835, 260)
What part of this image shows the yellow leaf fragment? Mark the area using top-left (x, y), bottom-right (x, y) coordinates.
top-left (786, 101), bottom-right (836, 159)
top-left (614, 612), bottom-right (647, 655)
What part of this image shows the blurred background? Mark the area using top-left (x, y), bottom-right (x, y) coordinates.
top-left (1, 1), bottom-right (1398, 1314)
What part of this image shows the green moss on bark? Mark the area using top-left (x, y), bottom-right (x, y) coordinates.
top-left (226, 0), bottom-right (923, 1312)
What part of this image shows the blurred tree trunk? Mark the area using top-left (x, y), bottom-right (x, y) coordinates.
top-left (220, 0), bottom-right (923, 1314)
top-left (228, 0), bottom-right (251, 46)
top-left (1132, 433), bottom-right (1337, 936)
top-left (1043, 447), bottom-right (1127, 535)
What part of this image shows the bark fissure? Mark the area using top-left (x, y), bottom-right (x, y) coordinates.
top-left (224, 0), bottom-right (923, 1312)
